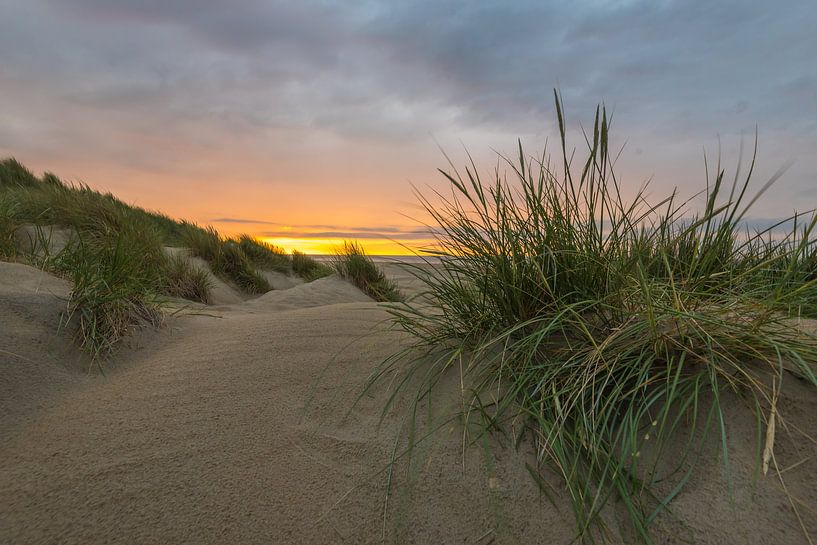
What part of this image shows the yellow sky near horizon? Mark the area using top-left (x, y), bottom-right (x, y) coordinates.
top-left (258, 236), bottom-right (436, 256)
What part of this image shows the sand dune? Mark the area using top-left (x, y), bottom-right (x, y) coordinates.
top-left (0, 262), bottom-right (90, 429)
top-left (2, 260), bottom-right (817, 544)
top-left (245, 275), bottom-right (372, 311)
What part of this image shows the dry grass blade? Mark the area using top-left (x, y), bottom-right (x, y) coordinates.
top-left (763, 384), bottom-right (778, 476)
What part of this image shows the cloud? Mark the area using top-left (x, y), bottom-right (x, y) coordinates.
top-left (209, 217), bottom-right (435, 240)
top-left (211, 217), bottom-right (281, 226)
top-left (17, 0), bottom-right (813, 142)
top-left (0, 0), bottom-right (815, 222)
top-left (257, 229), bottom-right (434, 241)
top-left (212, 217), bottom-right (429, 233)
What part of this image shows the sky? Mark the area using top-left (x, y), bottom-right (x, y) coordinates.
top-left (1, 0), bottom-right (816, 253)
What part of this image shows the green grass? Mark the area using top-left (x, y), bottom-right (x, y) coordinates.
top-left (217, 240), bottom-right (272, 294)
top-left (0, 159), bottom-right (294, 359)
top-left (238, 234), bottom-right (291, 273)
top-left (0, 163), bottom-right (181, 359)
top-left (333, 241), bottom-right (402, 302)
top-left (53, 224), bottom-right (165, 360)
top-left (0, 193), bottom-right (17, 258)
top-left (0, 158), bottom-right (41, 188)
top-left (181, 225), bottom-right (272, 293)
top-left (179, 223), bottom-right (221, 262)
top-left (375, 92), bottom-right (817, 543)
top-left (161, 254), bottom-right (213, 304)
top-left (292, 250), bottom-right (333, 281)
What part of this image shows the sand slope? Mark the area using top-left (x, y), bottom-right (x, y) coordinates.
top-left (2, 261), bottom-right (816, 544)
top-left (0, 262), bottom-right (92, 430)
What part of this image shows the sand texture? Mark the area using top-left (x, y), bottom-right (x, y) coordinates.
top-left (2, 260), bottom-right (817, 544)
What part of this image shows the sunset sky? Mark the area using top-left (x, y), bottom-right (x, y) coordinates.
top-left (1, 1), bottom-right (816, 253)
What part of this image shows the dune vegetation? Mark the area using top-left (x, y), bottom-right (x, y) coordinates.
top-left (333, 241), bottom-right (402, 302)
top-left (179, 224), bottom-right (273, 294)
top-left (0, 159), bottom-right (325, 358)
top-left (291, 249), bottom-right (333, 282)
top-left (378, 93), bottom-right (817, 543)
top-left (237, 233), bottom-right (291, 273)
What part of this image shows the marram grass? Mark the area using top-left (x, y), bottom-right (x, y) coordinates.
top-left (180, 224), bottom-right (271, 293)
top-left (292, 250), bottom-right (333, 282)
top-left (375, 92), bottom-right (817, 543)
top-left (0, 160), bottom-right (308, 361)
top-left (333, 241), bottom-right (403, 302)
top-left (238, 234), bottom-right (291, 273)
top-left (52, 223), bottom-right (166, 360)
top-left (162, 254), bottom-right (213, 304)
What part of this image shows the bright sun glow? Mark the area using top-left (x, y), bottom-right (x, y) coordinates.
top-left (261, 237), bottom-right (436, 255)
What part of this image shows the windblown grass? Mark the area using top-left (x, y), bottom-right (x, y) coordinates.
top-left (180, 223), bottom-right (221, 261)
top-left (238, 234), bottom-right (291, 273)
top-left (0, 163), bottom-right (178, 358)
top-left (217, 241), bottom-right (272, 293)
top-left (161, 254), bottom-right (213, 304)
top-left (0, 159), bottom-right (287, 359)
top-left (333, 241), bottom-right (402, 302)
top-left (292, 250), bottom-right (333, 281)
top-left (53, 225), bottom-right (165, 360)
top-left (376, 93), bottom-right (817, 543)
top-left (0, 158), bottom-right (41, 188)
top-left (0, 195), bottom-right (17, 258)
top-left (181, 225), bottom-right (271, 294)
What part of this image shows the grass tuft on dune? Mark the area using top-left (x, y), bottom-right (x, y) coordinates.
top-left (0, 159), bottom-right (307, 360)
top-left (238, 234), bottom-right (291, 273)
top-left (181, 225), bottom-right (272, 294)
top-left (292, 250), bottom-right (333, 281)
top-left (54, 226), bottom-right (165, 360)
top-left (0, 196), bottom-right (17, 258)
top-left (162, 254), bottom-right (213, 305)
top-left (333, 241), bottom-right (402, 302)
top-left (377, 92), bottom-right (817, 543)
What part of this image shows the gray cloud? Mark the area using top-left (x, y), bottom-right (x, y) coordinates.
top-left (212, 218), bottom-right (415, 231)
top-left (256, 229), bottom-right (433, 241)
top-left (211, 217), bottom-right (435, 239)
top-left (212, 218), bottom-right (282, 226)
top-left (1, 0), bottom-right (815, 217)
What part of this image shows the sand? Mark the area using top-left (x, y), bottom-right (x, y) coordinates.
top-left (2, 259), bottom-right (817, 544)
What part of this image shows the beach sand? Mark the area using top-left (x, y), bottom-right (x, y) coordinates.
top-left (2, 260), bottom-right (816, 544)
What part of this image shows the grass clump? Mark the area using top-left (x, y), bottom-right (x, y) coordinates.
top-left (333, 241), bottom-right (402, 302)
top-left (238, 234), bottom-right (291, 272)
top-left (179, 223), bottom-right (221, 262)
top-left (0, 164), bottom-right (176, 358)
top-left (217, 241), bottom-right (271, 294)
top-left (0, 195), bottom-right (17, 258)
top-left (377, 92), bottom-right (817, 543)
top-left (292, 250), bottom-right (332, 281)
top-left (0, 158), bottom-right (40, 188)
top-left (181, 225), bottom-right (271, 294)
top-left (0, 159), bottom-right (284, 360)
top-left (54, 226), bottom-right (165, 360)
top-left (161, 254), bottom-right (213, 304)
